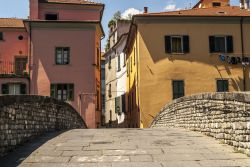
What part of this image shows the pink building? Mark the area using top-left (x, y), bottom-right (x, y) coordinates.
top-left (0, 0), bottom-right (104, 128)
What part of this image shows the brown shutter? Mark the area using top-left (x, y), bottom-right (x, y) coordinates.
top-left (183, 36), bottom-right (190, 53)
top-left (165, 36), bottom-right (171, 53)
top-left (226, 36), bottom-right (233, 53)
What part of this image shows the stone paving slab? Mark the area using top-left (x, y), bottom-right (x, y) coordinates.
top-left (0, 128), bottom-right (250, 167)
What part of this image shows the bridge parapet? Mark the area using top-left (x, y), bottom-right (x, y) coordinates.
top-left (0, 95), bottom-right (86, 156)
top-left (151, 92), bottom-right (250, 156)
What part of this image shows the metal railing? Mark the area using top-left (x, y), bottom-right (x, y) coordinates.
top-left (0, 61), bottom-right (28, 76)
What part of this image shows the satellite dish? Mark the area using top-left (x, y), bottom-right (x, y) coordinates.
top-left (219, 54), bottom-right (225, 61)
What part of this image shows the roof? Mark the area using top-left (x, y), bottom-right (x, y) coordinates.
top-left (39, 0), bottom-right (103, 6)
top-left (136, 6), bottom-right (250, 17)
top-left (0, 18), bottom-right (24, 28)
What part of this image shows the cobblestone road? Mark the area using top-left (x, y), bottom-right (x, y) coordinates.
top-left (1, 128), bottom-right (250, 167)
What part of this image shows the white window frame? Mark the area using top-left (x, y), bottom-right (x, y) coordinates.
top-left (170, 36), bottom-right (184, 53)
top-left (214, 36), bottom-right (227, 53)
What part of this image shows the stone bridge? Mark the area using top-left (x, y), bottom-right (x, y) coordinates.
top-left (151, 92), bottom-right (250, 156)
top-left (0, 93), bottom-right (250, 167)
top-left (0, 95), bottom-right (86, 157)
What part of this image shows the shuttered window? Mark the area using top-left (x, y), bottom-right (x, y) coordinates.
top-left (209, 36), bottom-right (233, 53)
top-left (1, 84), bottom-right (9, 94)
top-left (172, 80), bottom-right (185, 99)
top-left (50, 84), bottom-right (74, 101)
top-left (20, 84), bottom-right (26, 95)
top-left (1, 83), bottom-right (26, 95)
top-left (217, 79), bottom-right (229, 92)
top-left (165, 35), bottom-right (189, 54)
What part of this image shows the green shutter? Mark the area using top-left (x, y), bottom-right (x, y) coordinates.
top-left (1, 84), bottom-right (9, 94)
top-left (183, 36), bottom-right (190, 53)
top-left (20, 84), bottom-right (26, 95)
top-left (165, 36), bottom-right (171, 53)
top-left (209, 36), bottom-right (215, 53)
top-left (50, 84), bottom-right (56, 98)
top-left (226, 36), bottom-right (233, 53)
top-left (68, 84), bottom-right (74, 101)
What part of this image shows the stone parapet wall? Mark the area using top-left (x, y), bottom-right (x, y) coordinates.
top-left (0, 95), bottom-right (86, 156)
top-left (151, 92), bottom-right (250, 156)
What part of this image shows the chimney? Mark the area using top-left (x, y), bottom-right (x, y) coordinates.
top-left (144, 7), bottom-right (148, 13)
top-left (240, 0), bottom-right (244, 8)
top-left (30, 0), bottom-right (39, 19)
top-left (244, 0), bottom-right (249, 9)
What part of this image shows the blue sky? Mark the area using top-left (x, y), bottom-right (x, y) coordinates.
top-left (0, 0), bottom-right (239, 49)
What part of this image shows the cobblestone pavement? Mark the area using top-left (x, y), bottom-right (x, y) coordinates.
top-left (1, 128), bottom-right (250, 167)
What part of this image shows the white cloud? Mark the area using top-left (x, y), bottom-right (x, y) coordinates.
top-left (165, 4), bottom-right (181, 11)
top-left (121, 8), bottom-right (142, 20)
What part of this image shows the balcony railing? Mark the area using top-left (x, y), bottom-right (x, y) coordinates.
top-left (0, 61), bottom-right (29, 77)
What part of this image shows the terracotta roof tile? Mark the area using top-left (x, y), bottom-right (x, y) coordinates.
top-left (40, 0), bottom-right (103, 5)
top-left (0, 18), bottom-right (24, 28)
top-left (136, 6), bottom-right (250, 17)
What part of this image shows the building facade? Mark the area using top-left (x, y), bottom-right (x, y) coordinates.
top-left (125, 0), bottom-right (250, 128)
top-left (0, 0), bottom-right (104, 128)
top-left (104, 20), bottom-right (130, 127)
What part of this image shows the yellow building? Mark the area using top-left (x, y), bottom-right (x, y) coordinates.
top-left (125, 1), bottom-right (250, 128)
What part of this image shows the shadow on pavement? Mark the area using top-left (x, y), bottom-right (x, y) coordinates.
top-left (0, 131), bottom-right (65, 167)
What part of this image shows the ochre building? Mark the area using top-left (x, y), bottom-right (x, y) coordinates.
top-left (125, 0), bottom-right (250, 128)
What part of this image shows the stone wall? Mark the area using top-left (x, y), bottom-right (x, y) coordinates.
top-left (151, 92), bottom-right (250, 156)
top-left (0, 95), bottom-right (86, 156)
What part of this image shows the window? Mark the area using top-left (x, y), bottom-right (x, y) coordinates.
top-left (108, 84), bottom-right (112, 98)
top-left (134, 48), bottom-right (136, 65)
top-left (96, 90), bottom-right (100, 110)
top-left (55, 47), bottom-right (70, 65)
top-left (213, 2), bottom-right (221, 7)
top-left (165, 35), bottom-right (189, 54)
top-left (127, 61), bottom-right (130, 77)
top-left (96, 48), bottom-right (100, 67)
top-left (50, 84), bottom-right (74, 101)
top-left (209, 36), bottom-right (233, 53)
top-left (130, 57), bottom-right (132, 72)
top-left (1, 83), bottom-right (26, 95)
top-left (102, 94), bottom-right (105, 108)
top-left (122, 94), bottom-right (126, 113)
top-left (172, 80), bottom-right (184, 99)
top-left (45, 13), bottom-right (58, 20)
top-left (0, 32), bottom-right (3, 40)
top-left (217, 79), bottom-right (229, 92)
top-left (15, 57), bottom-right (28, 75)
top-left (117, 54), bottom-right (121, 71)
top-left (123, 53), bottom-right (126, 67)
top-left (108, 56), bottom-right (111, 69)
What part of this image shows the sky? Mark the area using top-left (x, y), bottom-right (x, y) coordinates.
top-left (0, 0), bottom-right (239, 49)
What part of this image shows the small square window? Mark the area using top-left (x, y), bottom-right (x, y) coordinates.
top-left (217, 79), bottom-right (229, 92)
top-left (0, 32), bottom-right (3, 40)
top-left (55, 47), bottom-right (70, 65)
top-left (213, 2), bottom-right (221, 7)
top-left (45, 14), bottom-right (58, 20)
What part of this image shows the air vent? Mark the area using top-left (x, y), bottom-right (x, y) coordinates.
top-left (18, 35), bottom-right (24, 40)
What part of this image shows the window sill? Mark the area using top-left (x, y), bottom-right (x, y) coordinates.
top-left (53, 64), bottom-right (72, 66)
top-left (168, 53), bottom-right (186, 55)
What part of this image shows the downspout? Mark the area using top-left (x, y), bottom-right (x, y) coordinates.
top-left (240, 17), bottom-right (246, 91)
top-left (28, 22), bottom-right (32, 94)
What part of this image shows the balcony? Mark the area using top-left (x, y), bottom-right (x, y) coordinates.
top-left (0, 60), bottom-right (29, 78)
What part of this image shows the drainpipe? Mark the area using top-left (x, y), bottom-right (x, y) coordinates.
top-left (28, 22), bottom-right (32, 94)
top-left (240, 17), bottom-right (246, 91)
